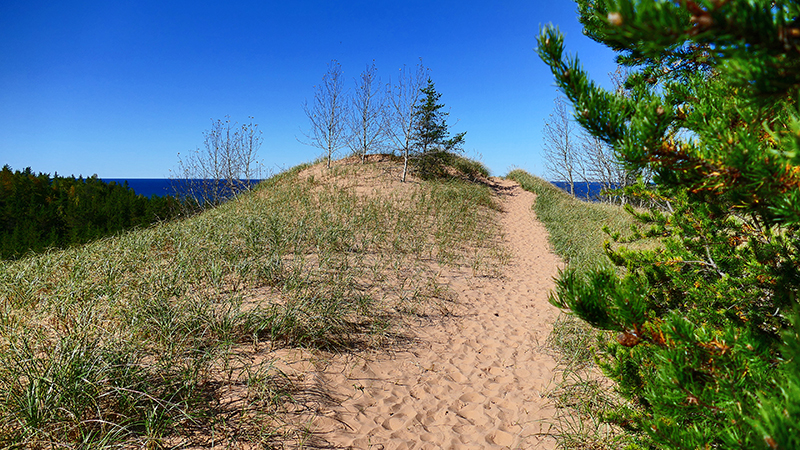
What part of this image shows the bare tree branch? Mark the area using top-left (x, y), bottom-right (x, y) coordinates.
top-left (388, 60), bottom-right (428, 182)
top-left (301, 60), bottom-right (348, 169)
top-left (348, 62), bottom-right (388, 163)
top-left (173, 116), bottom-right (264, 209)
top-left (543, 95), bottom-right (585, 197)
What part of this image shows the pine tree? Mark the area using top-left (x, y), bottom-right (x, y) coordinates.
top-left (538, 1), bottom-right (800, 448)
top-left (0, 166), bottom-right (181, 259)
top-left (410, 79), bottom-right (466, 177)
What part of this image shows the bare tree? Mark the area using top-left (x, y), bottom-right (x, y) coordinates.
top-left (543, 68), bottom-right (648, 202)
top-left (172, 116), bottom-right (264, 209)
top-left (582, 66), bottom-right (650, 204)
top-left (581, 131), bottom-right (629, 202)
top-left (302, 60), bottom-right (348, 169)
top-left (348, 62), bottom-right (388, 163)
top-left (388, 60), bottom-right (428, 182)
top-left (543, 95), bottom-right (586, 197)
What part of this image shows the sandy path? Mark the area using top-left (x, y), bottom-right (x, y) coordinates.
top-left (304, 179), bottom-right (563, 449)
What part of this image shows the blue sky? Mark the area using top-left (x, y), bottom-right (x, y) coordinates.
top-left (0, 1), bottom-right (618, 178)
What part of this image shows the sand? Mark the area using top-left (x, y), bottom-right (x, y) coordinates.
top-left (290, 178), bottom-right (564, 449)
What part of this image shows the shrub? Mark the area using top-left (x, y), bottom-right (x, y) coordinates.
top-left (538, 1), bottom-right (800, 448)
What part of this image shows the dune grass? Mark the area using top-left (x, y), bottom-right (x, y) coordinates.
top-left (505, 169), bottom-right (644, 272)
top-left (506, 169), bottom-right (648, 449)
top-left (0, 159), bottom-right (504, 448)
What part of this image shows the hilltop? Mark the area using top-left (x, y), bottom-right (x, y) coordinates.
top-left (0, 155), bottom-right (565, 449)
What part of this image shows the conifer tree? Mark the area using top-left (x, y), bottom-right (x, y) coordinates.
top-left (0, 166), bottom-right (180, 259)
top-left (410, 79), bottom-right (466, 177)
top-left (538, 1), bottom-right (800, 448)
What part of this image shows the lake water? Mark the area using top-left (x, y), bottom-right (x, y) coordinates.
top-left (550, 181), bottom-right (608, 201)
top-left (102, 179), bottom-right (263, 198)
top-left (104, 178), bottom-right (608, 201)
top-left (103, 179), bottom-right (176, 198)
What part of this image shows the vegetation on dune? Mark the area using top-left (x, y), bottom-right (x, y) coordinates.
top-left (172, 116), bottom-right (265, 210)
top-left (507, 170), bottom-right (641, 272)
top-left (0, 157), bottom-right (503, 448)
top-left (408, 78), bottom-right (468, 179)
top-left (0, 53), bottom-right (484, 447)
top-left (537, 0), bottom-right (800, 448)
top-left (304, 59), bottom-right (470, 182)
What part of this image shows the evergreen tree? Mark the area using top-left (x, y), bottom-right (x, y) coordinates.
top-left (0, 166), bottom-right (181, 259)
top-left (410, 79), bottom-right (466, 177)
top-left (538, 1), bottom-right (800, 448)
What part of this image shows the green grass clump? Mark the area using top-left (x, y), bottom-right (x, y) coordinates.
top-left (0, 158), bottom-right (503, 448)
top-left (446, 154), bottom-right (490, 180)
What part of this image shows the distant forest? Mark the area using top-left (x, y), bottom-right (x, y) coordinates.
top-left (0, 165), bottom-right (181, 259)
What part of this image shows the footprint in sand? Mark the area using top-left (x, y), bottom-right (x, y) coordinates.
top-left (308, 179), bottom-right (562, 449)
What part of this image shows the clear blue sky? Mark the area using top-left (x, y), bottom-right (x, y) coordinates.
top-left (0, 1), bottom-right (618, 179)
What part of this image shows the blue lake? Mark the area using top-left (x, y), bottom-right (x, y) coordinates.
top-left (550, 181), bottom-right (608, 200)
top-left (102, 179), bottom-right (176, 198)
top-left (102, 179), bottom-right (263, 198)
top-left (104, 178), bottom-right (607, 201)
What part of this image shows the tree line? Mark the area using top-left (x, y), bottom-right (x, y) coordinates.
top-left (0, 165), bottom-right (180, 260)
top-left (301, 60), bottom-right (467, 181)
top-left (540, 0), bottom-right (800, 448)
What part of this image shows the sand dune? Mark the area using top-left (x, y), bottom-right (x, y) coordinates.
top-left (290, 178), bottom-right (563, 449)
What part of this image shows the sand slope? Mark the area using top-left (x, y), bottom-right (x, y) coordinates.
top-left (294, 178), bottom-right (563, 449)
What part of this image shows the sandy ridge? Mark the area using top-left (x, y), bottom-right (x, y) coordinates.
top-left (292, 178), bottom-right (563, 449)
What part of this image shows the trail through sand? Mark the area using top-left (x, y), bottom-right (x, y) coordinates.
top-left (298, 178), bottom-right (563, 449)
